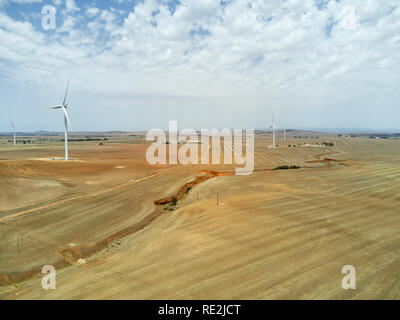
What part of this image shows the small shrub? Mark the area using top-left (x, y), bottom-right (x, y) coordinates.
top-left (274, 165), bottom-right (300, 170)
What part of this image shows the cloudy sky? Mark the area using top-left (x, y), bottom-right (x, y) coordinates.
top-left (0, 0), bottom-right (399, 132)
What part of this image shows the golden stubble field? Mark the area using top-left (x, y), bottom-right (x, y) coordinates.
top-left (0, 135), bottom-right (399, 299)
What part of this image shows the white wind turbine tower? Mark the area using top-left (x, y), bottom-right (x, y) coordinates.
top-left (268, 118), bottom-right (277, 149)
top-left (49, 77), bottom-right (72, 160)
top-left (283, 128), bottom-right (287, 141)
top-left (11, 122), bottom-right (16, 146)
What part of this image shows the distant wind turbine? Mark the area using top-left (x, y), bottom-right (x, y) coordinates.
top-left (11, 122), bottom-right (16, 146)
top-left (283, 128), bottom-right (287, 141)
top-left (268, 118), bottom-right (277, 149)
top-left (49, 77), bottom-right (72, 160)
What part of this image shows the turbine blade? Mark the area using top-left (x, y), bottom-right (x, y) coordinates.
top-left (63, 75), bottom-right (71, 106)
top-left (50, 105), bottom-right (63, 109)
top-left (62, 107), bottom-right (72, 131)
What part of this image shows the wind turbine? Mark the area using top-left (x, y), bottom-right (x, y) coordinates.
top-left (283, 128), bottom-right (287, 141)
top-left (268, 119), bottom-right (277, 149)
top-left (49, 77), bottom-right (72, 160)
top-left (11, 122), bottom-right (16, 146)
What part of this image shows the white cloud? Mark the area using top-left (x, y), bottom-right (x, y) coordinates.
top-left (65, 0), bottom-right (79, 13)
top-left (336, 5), bottom-right (359, 30)
top-left (86, 7), bottom-right (100, 18)
top-left (1, 0), bottom-right (400, 130)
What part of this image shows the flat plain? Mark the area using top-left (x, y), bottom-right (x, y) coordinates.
top-left (0, 133), bottom-right (399, 299)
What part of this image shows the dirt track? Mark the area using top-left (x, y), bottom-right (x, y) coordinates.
top-left (1, 137), bottom-right (400, 299)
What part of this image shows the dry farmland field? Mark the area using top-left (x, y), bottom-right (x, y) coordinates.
top-left (0, 133), bottom-right (400, 299)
